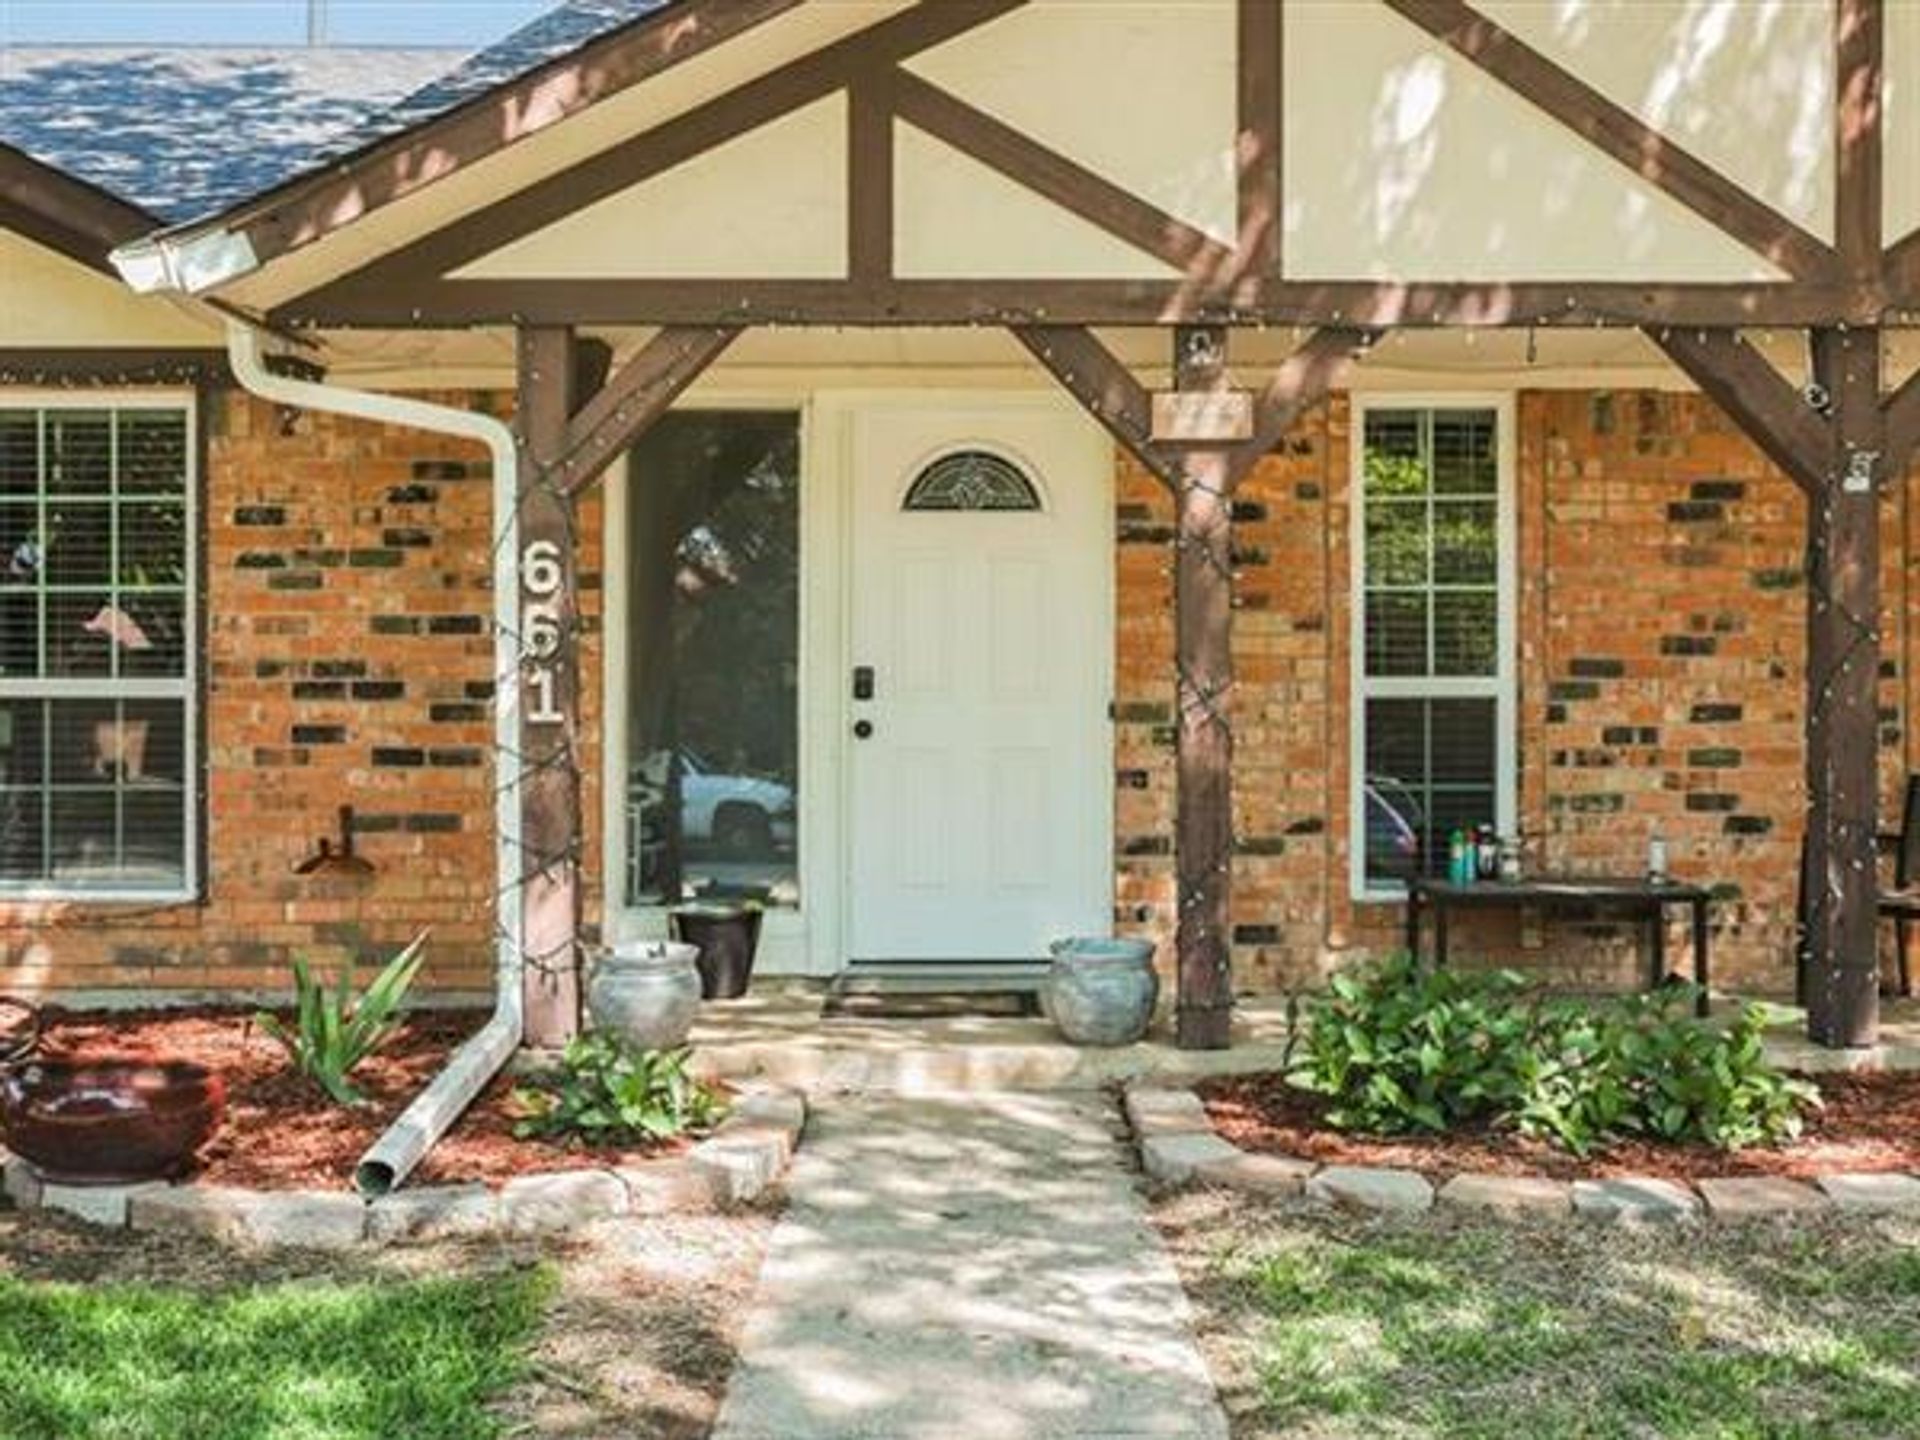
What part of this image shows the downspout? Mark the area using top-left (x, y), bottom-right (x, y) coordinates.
top-left (225, 321), bottom-right (526, 1196)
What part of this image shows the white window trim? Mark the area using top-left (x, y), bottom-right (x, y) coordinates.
top-left (0, 390), bottom-right (199, 904)
top-left (1348, 392), bottom-right (1517, 903)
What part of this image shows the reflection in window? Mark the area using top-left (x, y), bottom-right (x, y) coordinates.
top-left (903, 450), bottom-right (1040, 512)
top-left (627, 413), bottom-right (801, 910)
top-left (0, 406), bottom-right (194, 893)
top-left (1357, 407), bottom-right (1506, 888)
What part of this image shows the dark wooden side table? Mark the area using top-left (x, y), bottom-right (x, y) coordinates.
top-left (1403, 875), bottom-right (1713, 1017)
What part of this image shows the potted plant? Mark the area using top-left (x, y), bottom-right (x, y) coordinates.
top-left (1044, 937), bottom-right (1160, 1046)
top-left (669, 902), bottom-right (764, 999)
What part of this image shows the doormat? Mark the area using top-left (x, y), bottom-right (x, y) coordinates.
top-left (820, 990), bottom-right (1042, 1021)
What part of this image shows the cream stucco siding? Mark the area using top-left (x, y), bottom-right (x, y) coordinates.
top-left (892, 122), bottom-right (1183, 280)
top-left (0, 232), bottom-right (215, 348)
top-left (1283, 2), bottom-right (1790, 283)
top-left (1886, 0), bottom-right (1920, 247)
top-left (1475, 0), bottom-right (1835, 243)
top-left (904, 0), bottom-right (1238, 246)
top-left (456, 95), bottom-right (849, 281)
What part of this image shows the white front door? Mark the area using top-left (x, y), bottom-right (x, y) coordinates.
top-left (847, 401), bottom-right (1111, 962)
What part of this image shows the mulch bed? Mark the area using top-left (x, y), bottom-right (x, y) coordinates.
top-left (24, 1009), bottom-right (706, 1192)
top-left (1198, 1070), bottom-right (1920, 1182)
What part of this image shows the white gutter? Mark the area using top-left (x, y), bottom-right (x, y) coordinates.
top-left (225, 321), bottom-right (525, 1196)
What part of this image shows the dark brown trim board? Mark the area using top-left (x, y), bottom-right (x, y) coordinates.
top-left (0, 144), bottom-right (158, 273)
top-left (0, 349), bottom-right (231, 387)
top-left (278, 277), bottom-right (1869, 331)
top-left (1835, 0), bottom-right (1884, 281)
top-left (1236, 0), bottom-right (1284, 288)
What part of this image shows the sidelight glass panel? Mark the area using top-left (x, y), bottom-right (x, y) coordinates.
top-left (626, 412), bottom-right (801, 910)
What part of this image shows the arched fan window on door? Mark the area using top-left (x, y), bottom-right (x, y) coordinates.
top-left (902, 449), bottom-right (1042, 512)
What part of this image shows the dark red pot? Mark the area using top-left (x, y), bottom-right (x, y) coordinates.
top-left (1, 1059), bottom-right (226, 1185)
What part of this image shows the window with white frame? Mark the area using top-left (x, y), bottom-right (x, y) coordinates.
top-left (1353, 401), bottom-right (1513, 895)
top-left (0, 401), bottom-right (196, 896)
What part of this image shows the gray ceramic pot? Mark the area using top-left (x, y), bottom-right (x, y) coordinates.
top-left (586, 941), bottom-right (702, 1050)
top-left (1045, 937), bottom-right (1159, 1046)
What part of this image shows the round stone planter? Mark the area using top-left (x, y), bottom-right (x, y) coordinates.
top-left (1, 1058), bottom-right (226, 1184)
top-left (587, 941), bottom-right (703, 1050)
top-left (1045, 938), bottom-right (1160, 1047)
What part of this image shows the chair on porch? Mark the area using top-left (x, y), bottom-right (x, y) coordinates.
top-left (1796, 774), bottom-right (1919, 1002)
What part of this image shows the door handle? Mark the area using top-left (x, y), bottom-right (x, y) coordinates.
top-left (853, 719), bottom-right (875, 740)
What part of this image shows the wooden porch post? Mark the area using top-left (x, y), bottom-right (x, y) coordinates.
top-left (1171, 326), bottom-right (1236, 1049)
top-left (514, 327), bottom-right (587, 1048)
top-left (1803, 327), bottom-right (1885, 1048)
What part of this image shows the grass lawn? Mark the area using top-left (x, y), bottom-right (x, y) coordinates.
top-left (0, 1263), bottom-right (553, 1440)
top-left (1156, 1190), bottom-right (1920, 1440)
top-left (0, 1199), bottom-right (775, 1440)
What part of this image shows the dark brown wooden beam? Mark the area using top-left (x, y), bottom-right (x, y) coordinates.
top-left (547, 326), bottom-right (740, 496)
top-left (1640, 328), bottom-right (1831, 493)
top-left (1383, 0), bottom-right (1838, 281)
top-left (848, 73), bottom-right (896, 284)
top-left (890, 69), bottom-right (1233, 277)
top-left (1224, 327), bottom-right (1376, 483)
top-left (276, 276), bottom-right (1871, 331)
top-left (1236, 0), bottom-right (1283, 290)
top-left (514, 326), bottom-right (587, 1048)
top-left (1172, 325), bottom-right (1236, 1051)
top-left (1836, 0), bottom-right (1885, 283)
top-left (1802, 327), bottom-right (1885, 1048)
top-left (1008, 326), bottom-right (1181, 487)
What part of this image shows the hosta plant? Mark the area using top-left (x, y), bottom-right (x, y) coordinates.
top-left (255, 932), bottom-right (429, 1107)
top-left (510, 1033), bottom-right (725, 1146)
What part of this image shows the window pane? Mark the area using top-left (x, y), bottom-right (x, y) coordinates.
top-left (1365, 592), bottom-right (1428, 676)
top-left (45, 501), bottom-right (112, 587)
top-left (50, 790), bottom-right (117, 890)
top-left (122, 789), bottom-right (187, 887)
top-left (0, 701), bottom-right (45, 788)
top-left (117, 593), bottom-right (187, 678)
top-left (1434, 591), bottom-right (1498, 676)
top-left (119, 500), bottom-right (188, 587)
top-left (627, 412), bottom-right (801, 910)
top-left (46, 592), bottom-right (112, 678)
top-left (1364, 500), bottom-right (1427, 587)
top-left (1433, 411), bottom-right (1497, 495)
top-left (117, 411), bottom-right (187, 494)
top-left (1433, 500), bottom-right (1496, 584)
top-left (1363, 411), bottom-right (1426, 497)
top-left (0, 414), bottom-right (36, 498)
top-left (44, 412), bottom-right (110, 495)
top-left (0, 791), bottom-right (44, 882)
top-left (1363, 696), bottom-right (1499, 886)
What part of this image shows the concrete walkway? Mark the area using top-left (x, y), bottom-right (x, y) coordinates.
top-left (711, 1092), bottom-right (1229, 1440)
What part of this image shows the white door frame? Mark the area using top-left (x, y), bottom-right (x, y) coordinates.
top-left (603, 386), bottom-right (1115, 978)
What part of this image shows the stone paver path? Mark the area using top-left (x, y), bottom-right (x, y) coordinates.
top-left (712, 1092), bottom-right (1228, 1440)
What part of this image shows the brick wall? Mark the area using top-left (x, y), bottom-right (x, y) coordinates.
top-left (0, 392), bottom-right (516, 996)
top-left (4, 385), bottom-right (1910, 1001)
top-left (1115, 389), bottom-right (1912, 998)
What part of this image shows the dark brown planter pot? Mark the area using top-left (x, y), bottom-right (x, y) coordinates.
top-left (1, 1059), bottom-right (226, 1185)
top-left (670, 906), bottom-right (764, 1000)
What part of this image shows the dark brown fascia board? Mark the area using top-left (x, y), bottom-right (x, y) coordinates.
top-left (134, 0), bottom-right (807, 273)
top-left (1382, 0), bottom-right (1839, 283)
top-left (275, 276), bottom-right (1869, 331)
top-left (0, 348), bottom-right (228, 386)
top-left (291, 0), bottom-right (1026, 311)
top-left (0, 144), bottom-right (158, 273)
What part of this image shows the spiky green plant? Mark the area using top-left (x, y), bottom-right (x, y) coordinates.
top-left (255, 932), bottom-right (429, 1107)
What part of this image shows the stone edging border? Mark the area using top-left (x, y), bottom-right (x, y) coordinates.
top-left (0, 1086), bottom-right (806, 1249)
top-left (1125, 1084), bottom-right (1920, 1222)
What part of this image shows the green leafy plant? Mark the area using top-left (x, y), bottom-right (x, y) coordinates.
top-left (1286, 954), bottom-right (1818, 1155)
top-left (255, 933), bottom-right (429, 1107)
top-left (510, 1033), bottom-right (725, 1146)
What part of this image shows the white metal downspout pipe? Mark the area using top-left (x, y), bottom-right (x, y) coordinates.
top-left (225, 322), bottom-right (526, 1195)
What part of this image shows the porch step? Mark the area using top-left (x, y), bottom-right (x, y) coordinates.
top-left (689, 983), bottom-right (1295, 1095)
top-left (828, 961), bottom-right (1050, 996)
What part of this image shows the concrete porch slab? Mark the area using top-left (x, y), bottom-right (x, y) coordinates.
top-left (689, 982), bottom-right (1294, 1095)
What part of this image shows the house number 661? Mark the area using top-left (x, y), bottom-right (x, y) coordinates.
top-left (521, 540), bottom-right (566, 725)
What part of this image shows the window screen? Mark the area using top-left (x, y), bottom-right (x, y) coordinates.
top-left (1357, 407), bottom-right (1507, 889)
top-left (0, 405), bottom-right (195, 895)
